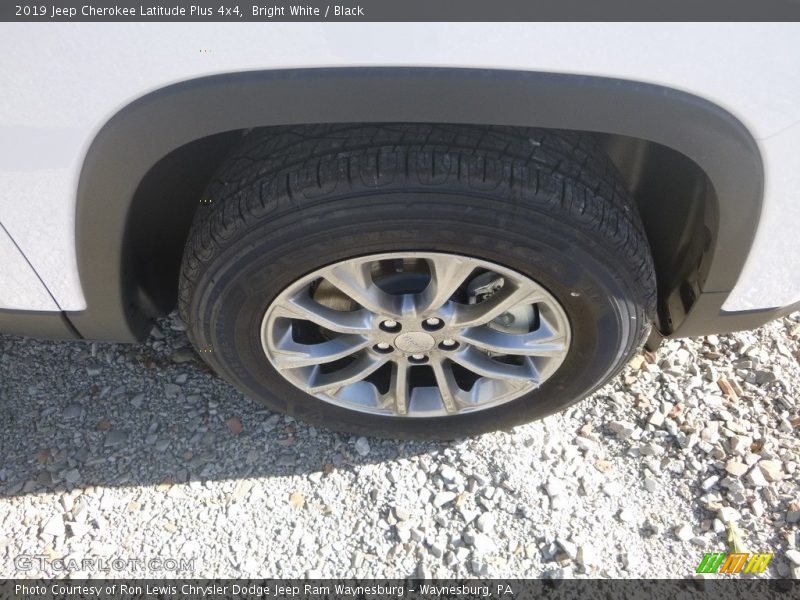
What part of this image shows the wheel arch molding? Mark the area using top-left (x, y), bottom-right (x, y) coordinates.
top-left (70, 67), bottom-right (763, 342)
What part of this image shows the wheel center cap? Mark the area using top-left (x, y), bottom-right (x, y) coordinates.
top-left (394, 331), bottom-right (436, 353)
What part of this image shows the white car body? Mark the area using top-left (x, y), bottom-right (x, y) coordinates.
top-left (1, 22), bottom-right (799, 339)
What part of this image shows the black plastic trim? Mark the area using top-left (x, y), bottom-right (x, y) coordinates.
top-left (0, 309), bottom-right (81, 340)
top-left (69, 67), bottom-right (766, 342)
top-left (665, 295), bottom-right (800, 339)
top-left (644, 295), bottom-right (800, 348)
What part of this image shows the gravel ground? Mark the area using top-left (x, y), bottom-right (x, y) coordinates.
top-left (0, 312), bottom-right (798, 579)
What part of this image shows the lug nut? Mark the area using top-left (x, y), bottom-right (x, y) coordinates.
top-left (373, 342), bottom-right (393, 354)
top-left (377, 342), bottom-right (390, 350)
top-left (408, 354), bottom-right (429, 364)
top-left (379, 319), bottom-right (401, 333)
top-left (439, 339), bottom-right (460, 351)
top-left (412, 353), bottom-right (425, 360)
top-left (422, 316), bottom-right (444, 331)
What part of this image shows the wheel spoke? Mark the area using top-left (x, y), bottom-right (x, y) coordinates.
top-left (450, 347), bottom-right (540, 383)
top-left (272, 289), bottom-right (373, 335)
top-left (452, 281), bottom-right (545, 328)
top-left (458, 319), bottom-right (568, 357)
top-left (270, 332), bottom-right (371, 370)
top-left (320, 260), bottom-right (400, 316)
top-left (431, 360), bottom-right (461, 414)
top-left (417, 255), bottom-right (476, 313)
top-left (305, 353), bottom-right (389, 395)
top-left (382, 360), bottom-right (410, 416)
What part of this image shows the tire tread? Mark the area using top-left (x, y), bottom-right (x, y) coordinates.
top-left (180, 124), bottom-right (656, 327)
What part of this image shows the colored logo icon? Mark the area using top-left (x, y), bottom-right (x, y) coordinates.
top-left (696, 552), bottom-right (773, 574)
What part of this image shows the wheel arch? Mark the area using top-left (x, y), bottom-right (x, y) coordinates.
top-left (70, 67), bottom-right (763, 341)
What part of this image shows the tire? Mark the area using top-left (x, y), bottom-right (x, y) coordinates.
top-left (178, 123), bottom-right (656, 439)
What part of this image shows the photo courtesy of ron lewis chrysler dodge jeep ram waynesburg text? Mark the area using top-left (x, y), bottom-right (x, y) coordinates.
top-left (1, 23), bottom-right (799, 439)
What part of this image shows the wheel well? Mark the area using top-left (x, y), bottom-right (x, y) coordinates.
top-left (598, 133), bottom-right (716, 334)
top-left (125, 125), bottom-right (714, 336)
top-left (72, 68), bottom-right (762, 342)
top-left (125, 130), bottom-right (244, 318)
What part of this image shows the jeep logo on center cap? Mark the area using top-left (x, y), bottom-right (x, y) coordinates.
top-left (394, 331), bottom-right (436, 353)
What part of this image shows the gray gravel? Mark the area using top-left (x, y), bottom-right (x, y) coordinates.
top-left (0, 312), bottom-right (798, 578)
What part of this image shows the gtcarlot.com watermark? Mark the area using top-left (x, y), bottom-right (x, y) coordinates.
top-left (14, 554), bottom-right (194, 573)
